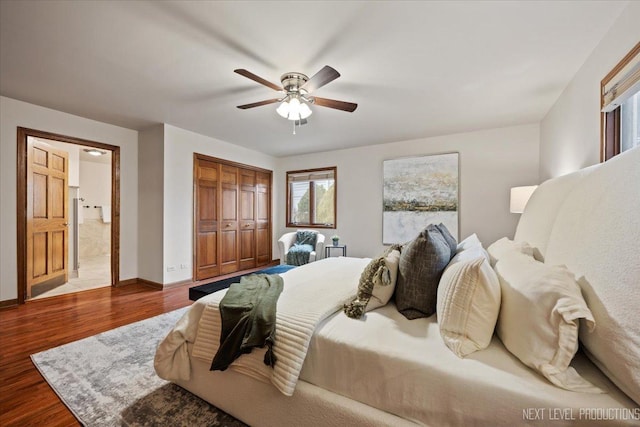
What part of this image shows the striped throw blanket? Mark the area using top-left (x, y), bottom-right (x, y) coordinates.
top-left (190, 257), bottom-right (369, 396)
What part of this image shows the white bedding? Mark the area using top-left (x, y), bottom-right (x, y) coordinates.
top-left (157, 257), bottom-right (639, 426)
top-left (300, 303), bottom-right (639, 426)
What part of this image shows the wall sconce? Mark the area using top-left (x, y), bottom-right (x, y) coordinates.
top-left (510, 185), bottom-right (538, 213)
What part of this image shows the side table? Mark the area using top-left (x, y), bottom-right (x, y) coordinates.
top-left (325, 244), bottom-right (347, 258)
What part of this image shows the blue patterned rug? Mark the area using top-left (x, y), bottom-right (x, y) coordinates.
top-left (31, 308), bottom-right (246, 426)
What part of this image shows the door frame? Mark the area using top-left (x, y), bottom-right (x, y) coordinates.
top-left (16, 127), bottom-right (120, 304)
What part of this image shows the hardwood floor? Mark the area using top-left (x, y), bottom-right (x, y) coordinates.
top-left (0, 283), bottom-right (193, 426)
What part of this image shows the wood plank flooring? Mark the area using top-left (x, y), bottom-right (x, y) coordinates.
top-left (0, 283), bottom-right (193, 427)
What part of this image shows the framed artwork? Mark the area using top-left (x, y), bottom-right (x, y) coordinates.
top-left (383, 152), bottom-right (459, 244)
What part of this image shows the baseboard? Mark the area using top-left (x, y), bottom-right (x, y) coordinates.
top-left (116, 278), bottom-right (139, 287)
top-left (116, 278), bottom-right (163, 289)
top-left (0, 299), bottom-right (18, 309)
top-left (135, 278), bottom-right (164, 290)
top-left (116, 260), bottom-right (282, 291)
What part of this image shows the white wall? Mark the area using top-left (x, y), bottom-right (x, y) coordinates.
top-left (162, 124), bottom-right (278, 284)
top-left (0, 96), bottom-right (138, 302)
top-left (137, 125), bottom-right (165, 284)
top-left (79, 160), bottom-right (111, 220)
top-left (276, 124), bottom-right (540, 258)
top-left (539, 2), bottom-right (640, 180)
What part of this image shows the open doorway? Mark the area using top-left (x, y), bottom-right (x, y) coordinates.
top-left (16, 127), bottom-right (120, 304)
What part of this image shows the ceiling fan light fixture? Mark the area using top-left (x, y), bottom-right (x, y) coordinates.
top-left (299, 102), bottom-right (312, 119)
top-left (276, 100), bottom-right (290, 118)
top-left (276, 96), bottom-right (313, 121)
top-left (84, 148), bottom-right (106, 156)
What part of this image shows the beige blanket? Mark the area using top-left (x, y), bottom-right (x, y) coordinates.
top-left (155, 256), bottom-right (369, 396)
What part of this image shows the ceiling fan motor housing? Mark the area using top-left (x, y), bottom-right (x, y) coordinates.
top-left (281, 72), bottom-right (309, 94)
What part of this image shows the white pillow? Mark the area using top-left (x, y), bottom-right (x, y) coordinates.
top-left (456, 233), bottom-right (482, 252)
top-left (437, 247), bottom-right (501, 357)
top-left (487, 237), bottom-right (534, 266)
top-left (343, 248), bottom-right (400, 319)
top-left (494, 251), bottom-right (602, 393)
top-left (368, 248), bottom-right (400, 310)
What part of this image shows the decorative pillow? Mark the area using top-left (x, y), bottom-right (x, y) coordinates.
top-left (486, 237), bottom-right (534, 267)
top-left (296, 230), bottom-right (317, 247)
top-left (344, 246), bottom-right (401, 319)
top-left (435, 223), bottom-right (457, 259)
top-left (494, 251), bottom-right (602, 393)
top-left (456, 233), bottom-right (482, 252)
top-left (395, 225), bottom-right (452, 319)
top-left (436, 246), bottom-right (501, 357)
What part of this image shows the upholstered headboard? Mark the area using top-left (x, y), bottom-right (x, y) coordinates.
top-left (513, 164), bottom-right (596, 261)
top-left (514, 147), bottom-right (640, 405)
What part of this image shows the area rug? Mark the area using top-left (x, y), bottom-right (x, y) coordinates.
top-left (31, 307), bottom-right (247, 426)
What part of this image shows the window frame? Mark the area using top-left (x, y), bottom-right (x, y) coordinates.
top-left (601, 42), bottom-right (640, 161)
top-left (286, 166), bottom-right (337, 229)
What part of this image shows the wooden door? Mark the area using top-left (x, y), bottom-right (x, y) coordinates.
top-left (220, 164), bottom-right (239, 275)
top-left (239, 169), bottom-right (257, 270)
top-left (26, 139), bottom-right (69, 298)
top-left (194, 159), bottom-right (220, 280)
top-left (256, 171), bottom-right (271, 266)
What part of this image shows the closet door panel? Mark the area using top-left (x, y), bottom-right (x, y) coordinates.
top-left (239, 169), bottom-right (256, 270)
top-left (220, 165), bottom-right (239, 275)
top-left (256, 171), bottom-right (271, 266)
top-left (194, 160), bottom-right (219, 280)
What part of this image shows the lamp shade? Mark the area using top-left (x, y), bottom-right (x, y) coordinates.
top-left (510, 185), bottom-right (538, 213)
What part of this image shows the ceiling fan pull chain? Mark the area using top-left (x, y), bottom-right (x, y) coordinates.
top-left (292, 120), bottom-right (296, 135)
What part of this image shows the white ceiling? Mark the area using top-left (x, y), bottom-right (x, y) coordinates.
top-left (0, 1), bottom-right (628, 157)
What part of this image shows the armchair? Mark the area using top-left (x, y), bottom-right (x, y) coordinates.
top-left (278, 230), bottom-right (326, 265)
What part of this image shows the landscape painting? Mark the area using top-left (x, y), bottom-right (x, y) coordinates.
top-left (383, 152), bottom-right (459, 244)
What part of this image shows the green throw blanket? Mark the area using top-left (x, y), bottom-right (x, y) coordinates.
top-left (210, 273), bottom-right (284, 371)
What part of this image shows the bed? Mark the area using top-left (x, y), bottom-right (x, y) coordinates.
top-left (155, 147), bottom-right (640, 426)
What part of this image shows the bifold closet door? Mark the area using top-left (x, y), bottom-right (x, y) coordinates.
top-left (194, 154), bottom-right (272, 281)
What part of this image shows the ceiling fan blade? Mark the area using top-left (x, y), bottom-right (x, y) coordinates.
top-left (312, 96), bottom-right (358, 112)
top-left (236, 98), bottom-right (281, 109)
top-left (301, 65), bottom-right (340, 93)
top-left (234, 69), bottom-right (282, 91)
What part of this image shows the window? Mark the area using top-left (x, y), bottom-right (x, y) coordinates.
top-left (620, 91), bottom-right (640, 152)
top-left (286, 167), bottom-right (336, 228)
top-left (601, 42), bottom-right (640, 161)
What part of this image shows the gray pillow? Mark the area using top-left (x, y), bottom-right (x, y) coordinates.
top-left (396, 224), bottom-right (452, 319)
top-left (435, 223), bottom-right (457, 259)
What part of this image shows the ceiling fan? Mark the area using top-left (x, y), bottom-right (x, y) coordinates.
top-left (234, 65), bottom-right (358, 125)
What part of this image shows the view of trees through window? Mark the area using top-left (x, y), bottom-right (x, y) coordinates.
top-left (287, 167), bottom-right (336, 228)
top-left (621, 91), bottom-right (640, 152)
